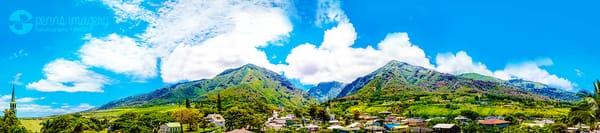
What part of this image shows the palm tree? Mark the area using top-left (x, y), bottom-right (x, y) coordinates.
top-left (569, 80), bottom-right (600, 128)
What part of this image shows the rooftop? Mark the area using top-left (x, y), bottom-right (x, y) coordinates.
top-left (433, 124), bottom-right (456, 129)
top-left (479, 119), bottom-right (510, 125)
top-left (164, 122), bottom-right (181, 127)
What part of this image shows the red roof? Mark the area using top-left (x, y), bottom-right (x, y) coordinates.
top-left (478, 119), bottom-right (510, 125)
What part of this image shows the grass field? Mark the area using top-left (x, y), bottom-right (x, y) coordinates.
top-left (407, 104), bottom-right (569, 117)
top-left (79, 105), bottom-right (185, 118)
top-left (19, 105), bottom-right (185, 132)
top-left (20, 119), bottom-right (43, 132)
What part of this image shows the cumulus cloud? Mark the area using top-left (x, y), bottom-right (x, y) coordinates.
top-left (0, 95), bottom-right (90, 117)
top-left (435, 51), bottom-right (575, 90)
top-left (79, 34), bottom-right (157, 80)
top-left (27, 59), bottom-right (109, 93)
top-left (285, 22), bottom-right (433, 84)
top-left (102, 0), bottom-right (293, 83)
top-left (435, 51), bottom-right (493, 76)
top-left (285, 0), bottom-right (433, 84)
top-left (493, 59), bottom-right (575, 90)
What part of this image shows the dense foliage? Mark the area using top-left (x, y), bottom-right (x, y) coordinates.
top-left (0, 109), bottom-right (29, 133)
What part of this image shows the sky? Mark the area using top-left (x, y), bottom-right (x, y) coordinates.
top-left (0, 0), bottom-right (598, 117)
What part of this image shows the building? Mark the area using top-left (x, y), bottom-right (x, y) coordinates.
top-left (432, 124), bottom-right (460, 133)
top-left (478, 119), bottom-right (510, 128)
top-left (454, 116), bottom-right (470, 124)
top-left (159, 122), bottom-right (182, 133)
top-left (226, 129), bottom-right (253, 133)
top-left (402, 118), bottom-right (425, 127)
top-left (10, 85), bottom-right (17, 114)
top-left (206, 114), bottom-right (226, 126)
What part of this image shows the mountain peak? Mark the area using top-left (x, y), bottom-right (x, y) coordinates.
top-left (240, 63), bottom-right (260, 69)
top-left (216, 63), bottom-right (273, 77)
top-left (383, 60), bottom-right (409, 67)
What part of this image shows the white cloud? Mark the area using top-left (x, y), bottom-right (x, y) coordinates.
top-left (434, 51), bottom-right (575, 90)
top-left (320, 22), bottom-right (356, 50)
top-left (8, 49), bottom-right (28, 60)
top-left (27, 59), bottom-right (109, 93)
top-left (315, 0), bottom-right (349, 25)
top-left (10, 73), bottom-right (23, 85)
top-left (285, 23), bottom-right (433, 84)
top-left (285, 0), bottom-right (433, 84)
top-left (575, 69), bottom-right (583, 77)
top-left (435, 51), bottom-right (493, 76)
top-left (79, 33), bottom-right (157, 80)
top-left (0, 95), bottom-right (88, 117)
top-left (160, 7), bottom-right (291, 82)
top-left (101, 0), bottom-right (292, 83)
top-left (101, 0), bottom-right (154, 22)
top-left (493, 59), bottom-right (575, 90)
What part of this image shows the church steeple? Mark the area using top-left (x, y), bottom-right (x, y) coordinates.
top-left (10, 84), bottom-right (17, 113)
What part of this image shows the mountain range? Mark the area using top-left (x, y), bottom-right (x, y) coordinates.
top-left (98, 60), bottom-right (580, 110)
top-left (98, 64), bottom-right (310, 110)
top-left (335, 60), bottom-right (579, 101)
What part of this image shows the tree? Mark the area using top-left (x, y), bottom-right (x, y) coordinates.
top-left (185, 99), bottom-right (192, 108)
top-left (40, 115), bottom-right (94, 133)
top-left (352, 110), bottom-right (361, 121)
top-left (217, 93), bottom-right (223, 113)
top-left (173, 108), bottom-right (201, 131)
top-left (460, 110), bottom-right (479, 120)
top-left (108, 112), bottom-right (173, 132)
top-left (2, 109), bottom-right (20, 126)
top-left (0, 110), bottom-right (30, 133)
top-left (567, 80), bottom-right (600, 127)
top-left (223, 106), bottom-right (266, 131)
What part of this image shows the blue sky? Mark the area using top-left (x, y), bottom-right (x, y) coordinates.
top-left (1, 0), bottom-right (598, 117)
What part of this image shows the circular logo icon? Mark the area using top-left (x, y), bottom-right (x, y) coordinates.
top-left (9, 10), bottom-right (34, 35)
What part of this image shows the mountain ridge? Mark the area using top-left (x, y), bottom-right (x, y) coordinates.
top-left (98, 63), bottom-right (309, 110)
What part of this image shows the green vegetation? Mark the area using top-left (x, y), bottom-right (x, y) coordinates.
top-left (1, 109), bottom-right (29, 133)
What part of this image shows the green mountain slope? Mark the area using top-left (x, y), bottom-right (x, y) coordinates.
top-left (337, 60), bottom-right (577, 101)
top-left (458, 73), bottom-right (505, 83)
top-left (98, 64), bottom-right (311, 110)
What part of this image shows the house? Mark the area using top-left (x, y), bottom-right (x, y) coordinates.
top-left (402, 118), bottom-right (425, 127)
top-left (479, 119), bottom-right (510, 128)
top-left (364, 125), bottom-right (385, 133)
top-left (379, 111), bottom-right (392, 116)
top-left (265, 111), bottom-right (296, 130)
top-left (384, 123), bottom-right (403, 131)
top-left (327, 125), bottom-right (344, 130)
top-left (206, 114), bottom-right (226, 126)
top-left (454, 116), bottom-right (470, 124)
top-left (432, 124), bottom-right (460, 133)
top-left (227, 129), bottom-right (253, 133)
top-left (305, 124), bottom-right (320, 132)
top-left (524, 119), bottom-right (555, 127)
top-left (410, 127), bottom-right (433, 133)
top-left (159, 122), bottom-right (182, 133)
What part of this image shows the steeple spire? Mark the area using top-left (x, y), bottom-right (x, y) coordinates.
top-left (10, 84), bottom-right (17, 113)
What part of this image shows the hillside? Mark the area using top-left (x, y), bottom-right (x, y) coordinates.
top-left (458, 73), bottom-right (579, 101)
top-left (98, 64), bottom-right (311, 110)
top-left (307, 81), bottom-right (345, 102)
top-left (458, 73), bottom-right (505, 83)
top-left (337, 60), bottom-right (578, 101)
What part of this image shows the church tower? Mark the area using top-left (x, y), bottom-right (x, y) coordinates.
top-left (10, 84), bottom-right (16, 113)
